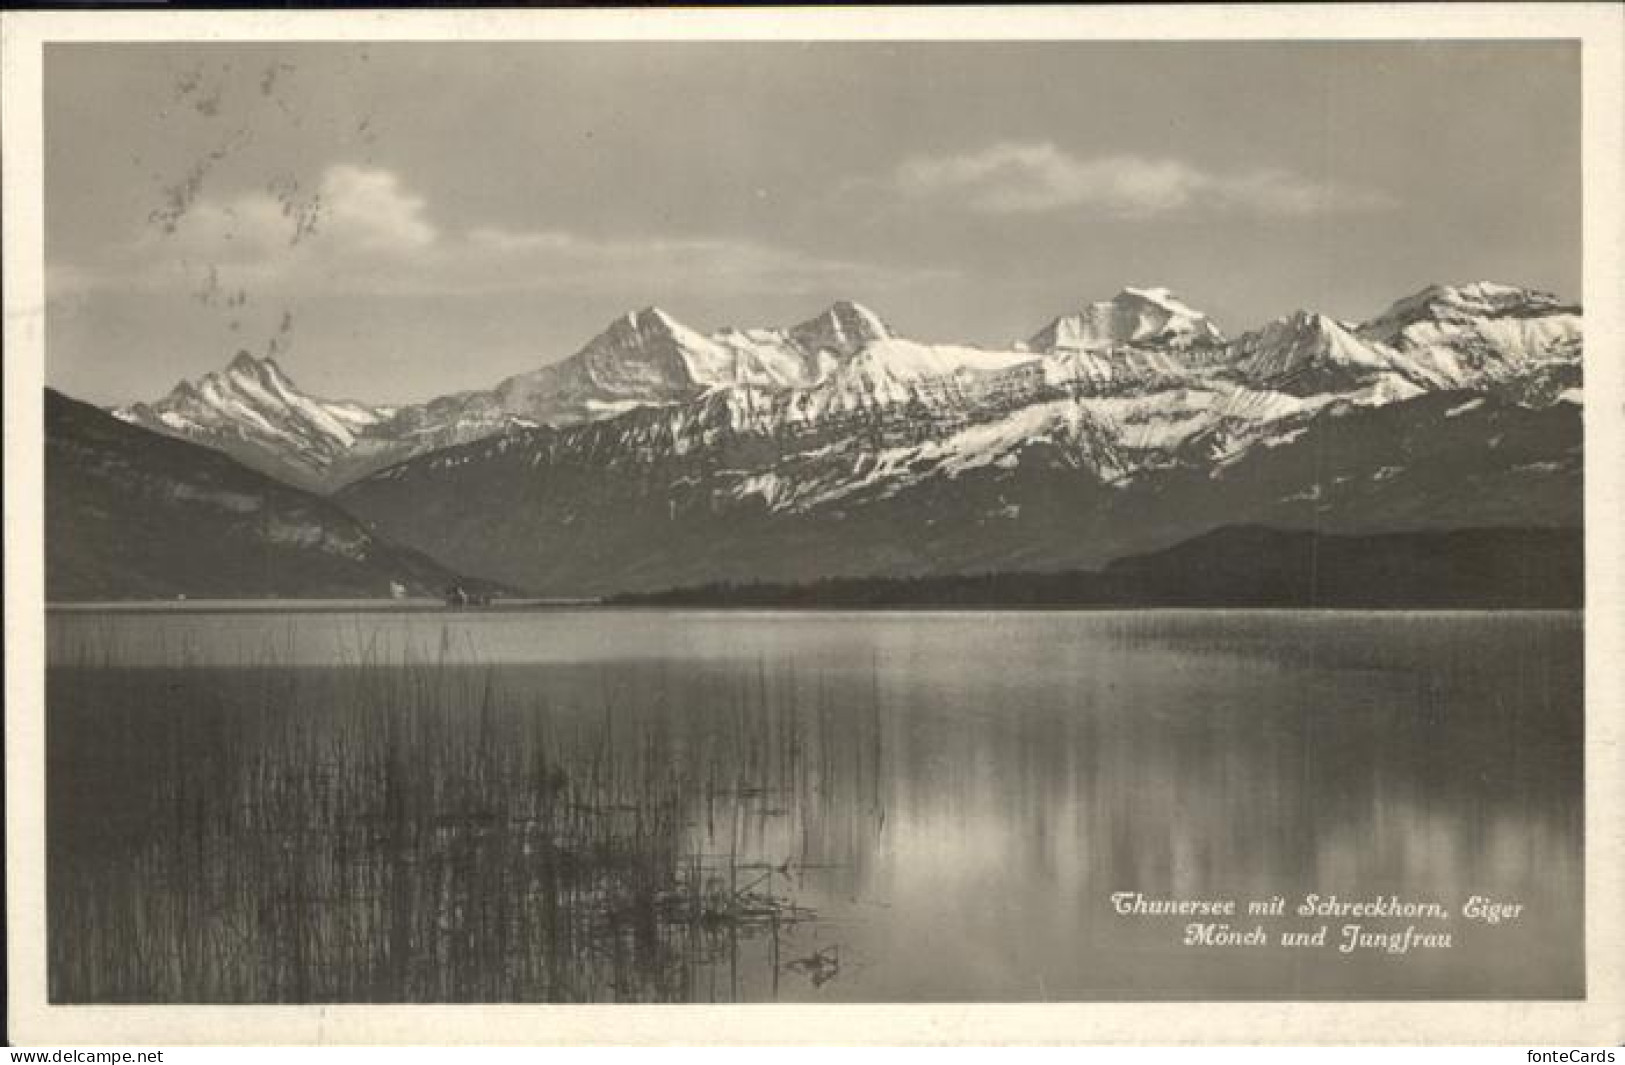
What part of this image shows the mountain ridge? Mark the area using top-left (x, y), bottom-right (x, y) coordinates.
top-left (335, 386), bottom-right (1581, 597)
top-left (115, 282), bottom-right (1580, 494)
top-left (83, 278), bottom-right (1583, 600)
top-left (114, 350), bottom-right (398, 491)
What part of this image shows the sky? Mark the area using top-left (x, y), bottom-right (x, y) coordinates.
top-left (44, 41), bottom-right (1580, 407)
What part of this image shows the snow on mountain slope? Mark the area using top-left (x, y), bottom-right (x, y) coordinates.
top-left (116, 302), bottom-right (894, 490)
top-left (115, 352), bottom-right (395, 490)
top-left (365, 344), bottom-right (1449, 530)
top-left (707, 371), bottom-right (1439, 515)
top-left (1029, 287), bottom-right (1227, 353)
top-left (372, 304), bottom-right (1040, 474)
top-left (808, 338), bottom-right (1035, 411)
top-left (380, 301), bottom-right (896, 446)
top-left (579, 308), bottom-right (718, 392)
top-left (789, 300), bottom-right (894, 359)
top-left (1226, 311), bottom-right (1404, 394)
top-left (708, 328), bottom-right (830, 387)
top-left (502, 301), bottom-right (892, 405)
top-left (1218, 288), bottom-right (1581, 405)
top-left (118, 352), bottom-right (389, 449)
top-left (92, 275), bottom-right (1586, 601)
top-left (748, 398), bottom-right (1128, 512)
top-left (1358, 282), bottom-right (1577, 345)
top-left (1354, 283), bottom-right (1581, 391)
top-left (121, 282), bottom-right (1581, 498)
top-left (335, 380), bottom-right (1581, 597)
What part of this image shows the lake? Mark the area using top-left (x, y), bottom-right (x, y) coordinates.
top-left (45, 608), bottom-right (1584, 1002)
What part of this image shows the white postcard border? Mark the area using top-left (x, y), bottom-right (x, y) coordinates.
top-left (5, 4), bottom-right (1621, 1045)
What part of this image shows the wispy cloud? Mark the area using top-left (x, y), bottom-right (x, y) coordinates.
top-left (53, 164), bottom-right (944, 301)
top-left (884, 142), bottom-right (1398, 217)
top-left (315, 165), bottom-right (439, 253)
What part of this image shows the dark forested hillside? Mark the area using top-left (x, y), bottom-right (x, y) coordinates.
top-left (46, 389), bottom-right (496, 601)
top-left (611, 526), bottom-right (1583, 609)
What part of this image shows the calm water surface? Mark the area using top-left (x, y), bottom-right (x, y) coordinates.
top-left (47, 609), bottom-right (1583, 1001)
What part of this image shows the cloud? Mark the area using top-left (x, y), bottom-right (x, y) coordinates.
top-left (54, 164), bottom-right (941, 301)
top-left (886, 142), bottom-right (1397, 217)
top-left (316, 165), bottom-right (438, 253)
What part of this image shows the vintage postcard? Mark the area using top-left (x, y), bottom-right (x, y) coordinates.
top-left (4, 4), bottom-right (1622, 1046)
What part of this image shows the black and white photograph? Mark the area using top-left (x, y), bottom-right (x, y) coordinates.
top-left (5, 4), bottom-right (1623, 1046)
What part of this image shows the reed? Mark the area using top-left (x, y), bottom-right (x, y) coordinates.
top-left (47, 630), bottom-right (868, 1003)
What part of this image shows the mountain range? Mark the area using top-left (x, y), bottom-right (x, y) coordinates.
top-left (58, 280), bottom-right (1582, 599)
top-left (113, 300), bottom-right (899, 492)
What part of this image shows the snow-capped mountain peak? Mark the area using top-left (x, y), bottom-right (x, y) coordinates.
top-left (1346, 282), bottom-right (1582, 398)
top-left (1226, 310), bottom-right (1401, 395)
top-left (1359, 282), bottom-right (1578, 345)
top-left (330, 280), bottom-right (1583, 599)
top-left (600, 306), bottom-right (709, 353)
top-left (113, 350), bottom-right (393, 489)
top-left (1119, 286), bottom-right (1203, 320)
top-left (789, 300), bottom-right (895, 359)
top-left (1029, 286), bottom-right (1226, 353)
top-left (119, 281), bottom-right (1580, 495)
top-left (571, 306), bottom-right (724, 393)
top-left (627, 306), bottom-right (689, 338)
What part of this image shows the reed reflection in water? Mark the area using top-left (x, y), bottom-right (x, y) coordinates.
top-left (47, 609), bottom-right (1583, 1001)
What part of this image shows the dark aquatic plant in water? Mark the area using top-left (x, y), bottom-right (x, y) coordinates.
top-left (47, 629), bottom-right (874, 1003)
